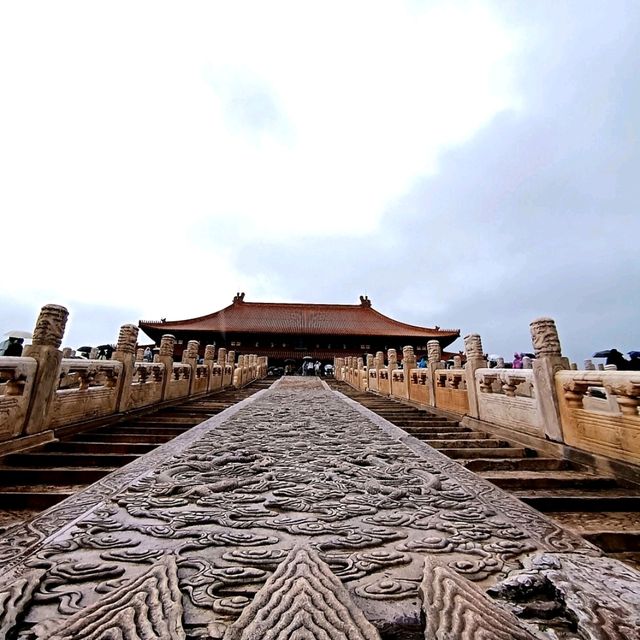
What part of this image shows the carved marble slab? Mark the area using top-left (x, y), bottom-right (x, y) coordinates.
top-left (0, 377), bottom-right (638, 639)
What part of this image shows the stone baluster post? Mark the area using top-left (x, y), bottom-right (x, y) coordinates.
top-left (182, 340), bottom-right (200, 394)
top-left (530, 317), bottom-right (569, 442)
top-left (522, 356), bottom-right (533, 369)
top-left (387, 349), bottom-right (398, 398)
top-left (496, 357), bottom-right (505, 368)
top-left (234, 354), bottom-right (244, 387)
top-left (204, 344), bottom-right (215, 392)
top-left (426, 340), bottom-right (442, 407)
top-left (584, 359), bottom-right (596, 371)
top-left (463, 333), bottom-right (487, 419)
top-left (217, 347), bottom-right (227, 366)
top-left (62, 347), bottom-right (73, 358)
top-left (111, 324), bottom-right (139, 412)
top-left (89, 347), bottom-right (99, 360)
top-left (366, 354), bottom-right (374, 390)
top-left (357, 357), bottom-right (364, 390)
top-left (403, 345), bottom-right (417, 400)
top-left (135, 348), bottom-right (145, 362)
top-left (23, 304), bottom-right (69, 434)
top-left (157, 334), bottom-right (175, 401)
top-left (375, 351), bottom-right (384, 383)
top-left (453, 355), bottom-right (462, 369)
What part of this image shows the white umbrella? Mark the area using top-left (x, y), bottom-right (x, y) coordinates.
top-left (2, 330), bottom-right (32, 339)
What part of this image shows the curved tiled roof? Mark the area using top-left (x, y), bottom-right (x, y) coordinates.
top-left (139, 298), bottom-right (459, 339)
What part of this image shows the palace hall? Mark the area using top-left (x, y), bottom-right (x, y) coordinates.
top-left (138, 293), bottom-right (460, 366)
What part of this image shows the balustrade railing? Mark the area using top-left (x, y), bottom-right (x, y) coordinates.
top-left (0, 357), bottom-right (37, 442)
top-left (556, 370), bottom-right (640, 464)
top-left (0, 304), bottom-right (267, 455)
top-left (335, 318), bottom-right (640, 469)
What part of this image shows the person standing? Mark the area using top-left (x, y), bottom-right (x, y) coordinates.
top-left (4, 338), bottom-right (24, 356)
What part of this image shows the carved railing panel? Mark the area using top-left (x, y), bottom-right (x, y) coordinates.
top-left (391, 369), bottom-right (407, 399)
top-left (48, 360), bottom-right (123, 428)
top-left (0, 356), bottom-right (37, 441)
top-left (128, 363), bottom-right (165, 410)
top-left (475, 368), bottom-right (542, 436)
top-left (434, 369), bottom-right (469, 415)
top-left (408, 369), bottom-right (430, 405)
top-left (165, 364), bottom-right (191, 401)
top-left (556, 370), bottom-right (640, 465)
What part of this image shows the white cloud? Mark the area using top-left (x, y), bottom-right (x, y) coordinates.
top-left (0, 1), bottom-right (517, 332)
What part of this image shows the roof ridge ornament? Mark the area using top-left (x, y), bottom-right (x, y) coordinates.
top-left (233, 292), bottom-right (246, 304)
top-left (359, 295), bottom-right (372, 307)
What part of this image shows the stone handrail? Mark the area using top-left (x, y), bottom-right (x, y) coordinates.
top-left (556, 370), bottom-right (640, 464)
top-left (435, 368), bottom-right (469, 414)
top-left (0, 356), bottom-right (38, 442)
top-left (335, 317), bottom-right (640, 470)
top-left (48, 359), bottom-right (124, 429)
top-left (475, 368), bottom-right (541, 436)
top-left (0, 304), bottom-right (267, 456)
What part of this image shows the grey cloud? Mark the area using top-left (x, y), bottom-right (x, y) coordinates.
top-left (208, 68), bottom-right (291, 141)
top-left (230, 2), bottom-right (640, 362)
top-left (0, 297), bottom-right (145, 350)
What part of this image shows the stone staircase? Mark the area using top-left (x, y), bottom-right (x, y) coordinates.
top-left (0, 379), bottom-right (273, 534)
top-left (330, 380), bottom-right (640, 570)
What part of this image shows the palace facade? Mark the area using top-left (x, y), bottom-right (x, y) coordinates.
top-left (138, 293), bottom-right (460, 366)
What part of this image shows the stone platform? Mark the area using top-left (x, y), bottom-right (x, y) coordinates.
top-left (0, 378), bottom-right (638, 639)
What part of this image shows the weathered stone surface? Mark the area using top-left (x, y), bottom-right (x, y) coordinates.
top-left (30, 304), bottom-right (68, 349)
top-left (488, 553), bottom-right (640, 639)
top-left (529, 317), bottom-right (562, 359)
top-left (35, 555), bottom-right (185, 640)
top-left (0, 378), bottom-right (638, 638)
top-left (420, 556), bottom-right (537, 639)
top-left (224, 546), bottom-right (380, 640)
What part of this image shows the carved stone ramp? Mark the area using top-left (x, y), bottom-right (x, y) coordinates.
top-left (0, 379), bottom-right (273, 536)
top-left (0, 377), bottom-right (638, 639)
top-left (331, 380), bottom-right (640, 571)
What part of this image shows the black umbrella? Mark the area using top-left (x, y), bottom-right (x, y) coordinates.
top-left (593, 350), bottom-right (614, 358)
top-left (628, 351), bottom-right (640, 359)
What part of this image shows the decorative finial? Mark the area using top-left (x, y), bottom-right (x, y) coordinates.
top-left (359, 295), bottom-right (371, 307)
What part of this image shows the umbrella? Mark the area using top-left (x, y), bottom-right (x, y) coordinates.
top-left (628, 351), bottom-right (640, 359)
top-left (2, 330), bottom-right (32, 339)
top-left (593, 350), bottom-right (614, 358)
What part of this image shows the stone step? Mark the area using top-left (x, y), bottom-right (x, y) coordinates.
top-left (428, 439), bottom-right (510, 449)
top-left (133, 417), bottom-right (202, 425)
top-left (461, 458), bottom-right (570, 472)
top-left (480, 471), bottom-right (618, 491)
top-left (404, 431), bottom-right (488, 440)
top-left (46, 441), bottom-right (157, 455)
top-left (0, 467), bottom-right (114, 485)
top-left (65, 433), bottom-right (174, 444)
top-left (393, 420), bottom-right (459, 428)
top-left (0, 491), bottom-right (74, 510)
top-left (95, 427), bottom-right (190, 436)
top-left (518, 493), bottom-right (640, 512)
top-left (441, 447), bottom-right (528, 459)
top-left (1, 452), bottom-right (140, 468)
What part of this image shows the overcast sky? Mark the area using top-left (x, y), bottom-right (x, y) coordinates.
top-left (1, 1), bottom-right (638, 363)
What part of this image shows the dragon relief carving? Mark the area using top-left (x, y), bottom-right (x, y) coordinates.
top-left (0, 378), bottom-right (637, 638)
